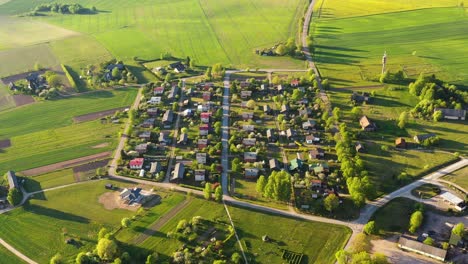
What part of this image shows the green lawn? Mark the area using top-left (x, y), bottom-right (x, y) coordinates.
top-left (311, 3), bottom-right (468, 86)
top-left (234, 177), bottom-right (289, 210)
top-left (22, 169), bottom-right (76, 193)
top-left (0, 180), bottom-right (135, 263)
top-left (0, 88), bottom-right (137, 139)
top-left (371, 197), bottom-right (417, 236)
top-left (0, 243), bottom-right (26, 264)
top-left (442, 166), bottom-right (468, 190)
top-left (411, 184), bottom-right (441, 199)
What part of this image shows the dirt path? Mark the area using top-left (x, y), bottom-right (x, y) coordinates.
top-left (0, 238), bottom-right (38, 264)
top-left (21, 152), bottom-right (111, 176)
top-left (133, 199), bottom-right (190, 245)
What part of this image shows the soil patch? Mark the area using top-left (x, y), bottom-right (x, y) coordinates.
top-left (72, 159), bottom-right (110, 174)
top-left (12, 94), bottom-right (34, 107)
top-left (99, 192), bottom-right (138, 212)
top-left (0, 139), bottom-right (11, 149)
top-left (21, 151), bottom-right (111, 176)
top-left (92, 142), bottom-right (110, 149)
top-left (73, 107), bottom-right (128, 123)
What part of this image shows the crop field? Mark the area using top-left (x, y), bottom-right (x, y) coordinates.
top-left (0, 120), bottom-right (120, 174)
top-left (22, 168), bottom-right (76, 193)
top-left (0, 180), bottom-right (135, 263)
top-left (0, 88), bottom-right (137, 138)
top-left (311, 2), bottom-right (468, 86)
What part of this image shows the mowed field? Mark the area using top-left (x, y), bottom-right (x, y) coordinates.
top-left (310, 0), bottom-right (468, 86)
top-left (442, 166), bottom-right (468, 191)
top-left (0, 243), bottom-right (26, 264)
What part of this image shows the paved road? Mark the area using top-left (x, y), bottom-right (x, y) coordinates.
top-left (221, 73), bottom-right (232, 195)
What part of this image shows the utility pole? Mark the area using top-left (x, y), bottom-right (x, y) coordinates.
top-left (382, 51), bottom-right (387, 75)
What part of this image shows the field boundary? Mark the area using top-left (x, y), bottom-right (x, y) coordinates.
top-left (73, 107), bottom-right (128, 123)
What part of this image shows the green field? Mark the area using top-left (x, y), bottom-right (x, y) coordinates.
top-left (0, 44), bottom-right (60, 77)
top-left (23, 169), bottom-right (77, 193)
top-left (442, 166), bottom-right (468, 191)
top-left (371, 197), bottom-right (417, 236)
top-left (0, 243), bottom-right (26, 264)
top-left (311, 1), bottom-right (468, 86)
top-left (0, 84), bottom-right (15, 112)
top-left (0, 180), bottom-right (135, 263)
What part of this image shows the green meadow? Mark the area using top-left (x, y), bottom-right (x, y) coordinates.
top-left (0, 84), bottom-right (15, 112)
top-left (0, 243), bottom-right (26, 264)
top-left (311, 2), bottom-right (468, 86)
top-left (0, 44), bottom-right (60, 77)
top-left (442, 166), bottom-right (468, 191)
top-left (23, 169), bottom-right (76, 193)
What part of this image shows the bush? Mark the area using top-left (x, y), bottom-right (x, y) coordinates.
top-left (7, 188), bottom-right (23, 206)
top-left (364, 221), bottom-right (376, 235)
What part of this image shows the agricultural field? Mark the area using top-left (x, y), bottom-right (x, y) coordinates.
top-left (0, 180), bottom-right (136, 263)
top-left (0, 84), bottom-right (15, 112)
top-left (0, 243), bottom-right (26, 264)
top-left (441, 166), bottom-right (468, 191)
top-left (311, 1), bottom-right (468, 87)
top-left (22, 169), bottom-right (77, 193)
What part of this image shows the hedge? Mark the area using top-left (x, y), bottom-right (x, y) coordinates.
top-left (61, 64), bottom-right (78, 91)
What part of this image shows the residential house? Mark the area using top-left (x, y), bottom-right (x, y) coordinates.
top-left (148, 97), bottom-right (161, 104)
top-left (201, 112), bottom-right (211, 123)
top-left (119, 187), bottom-right (151, 205)
top-left (135, 144), bottom-right (148, 154)
top-left (286, 128), bottom-right (295, 140)
top-left (244, 168), bottom-right (259, 179)
top-left (241, 101), bottom-right (248, 108)
top-left (139, 131), bottom-right (151, 141)
top-left (168, 86), bottom-right (179, 100)
top-left (178, 133), bottom-right (188, 145)
top-left (196, 153), bottom-right (207, 164)
top-left (162, 110), bottom-right (174, 124)
top-left (159, 132), bottom-right (168, 144)
top-left (280, 104), bottom-right (289, 114)
top-left (395, 137), bottom-right (407, 148)
top-left (269, 159), bottom-right (280, 170)
top-left (398, 236), bottom-right (447, 262)
top-left (242, 112), bottom-right (254, 120)
top-left (240, 81), bottom-right (249, 89)
top-left (6, 171), bottom-right (18, 190)
top-left (199, 124), bottom-right (210, 136)
top-left (181, 109), bottom-right (193, 117)
top-left (153, 86), bottom-right (164, 95)
top-left (241, 90), bottom-right (252, 99)
top-left (413, 133), bottom-right (436, 144)
top-left (302, 120), bottom-right (316, 130)
top-left (169, 62), bottom-right (186, 73)
top-left (171, 163), bottom-right (185, 182)
top-left (310, 162), bottom-right (329, 174)
top-left (351, 92), bottom-right (370, 104)
top-left (242, 125), bottom-right (255, 132)
top-left (242, 138), bottom-right (256, 146)
top-left (277, 84), bottom-right (284, 93)
top-left (183, 99), bottom-right (190, 106)
top-left (195, 170), bottom-right (206, 181)
top-left (129, 158), bottom-right (144, 169)
top-left (289, 158), bottom-right (303, 171)
top-left (311, 180), bottom-right (322, 188)
top-left (203, 92), bottom-right (211, 101)
top-left (147, 108), bottom-right (158, 116)
top-left (434, 108), bottom-right (466, 120)
top-left (263, 105), bottom-right (271, 114)
top-left (198, 139), bottom-right (208, 149)
top-left (142, 118), bottom-right (155, 128)
top-left (266, 129), bottom-right (275, 142)
top-left (359, 116), bottom-right (376, 131)
top-left (244, 152), bottom-right (257, 162)
top-left (149, 162), bottom-right (161, 176)
top-left (185, 87), bottom-right (193, 96)
top-left (309, 148), bottom-right (325, 159)
top-left (291, 79), bottom-right (299, 87)
top-left (259, 84), bottom-right (268, 92)
top-left (355, 142), bottom-right (365, 153)
top-left (305, 135), bottom-right (320, 144)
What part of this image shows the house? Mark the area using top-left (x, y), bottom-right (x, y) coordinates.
top-left (242, 125), bottom-right (255, 132)
top-left (310, 162), bottom-right (329, 174)
top-left (263, 105), bottom-right (271, 114)
top-left (159, 132), bottom-right (168, 144)
top-left (181, 109), bottom-right (193, 117)
top-left (289, 158), bottom-right (303, 171)
top-left (299, 108), bottom-right (312, 117)
top-left (129, 158), bottom-right (144, 169)
top-left (199, 124), bottom-right (210, 136)
top-left (196, 153), bottom-right (207, 164)
top-left (266, 129), bottom-right (275, 142)
top-left (203, 92), bottom-right (211, 101)
top-left (135, 144), bottom-right (148, 154)
top-left (280, 104), bottom-right (289, 114)
top-left (395, 137), bottom-right (407, 148)
top-left (311, 179), bottom-right (322, 188)
top-left (277, 84), bottom-right (284, 93)
top-left (302, 120), bottom-right (316, 130)
top-left (139, 131), bottom-right (151, 140)
top-left (178, 133), bottom-right (188, 144)
top-left (241, 101), bottom-right (248, 108)
top-left (171, 163), bottom-right (185, 182)
top-left (169, 62), bottom-right (186, 73)
top-left (291, 79), bottom-right (299, 87)
top-left (413, 133), bottom-right (436, 144)
top-left (148, 97), bottom-right (161, 104)
top-left (351, 92), bottom-right (370, 104)
top-left (142, 118), bottom-right (155, 128)
top-left (286, 128), bottom-right (295, 140)
top-left (195, 170), bottom-right (206, 181)
top-left (147, 108), bottom-right (158, 116)
top-left (355, 142), bottom-right (365, 153)
top-left (162, 110), bottom-right (174, 124)
top-left (185, 87), bottom-right (193, 96)
top-left (201, 112), bottom-right (211, 123)
top-left (149, 162), bottom-right (162, 176)
top-left (440, 192), bottom-right (466, 211)
top-left (359, 116), bottom-right (376, 131)
top-left (305, 135), bottom-right (320, 144)
top-left (240, 90), bottom-right (252, 99)
top-left (240, 81), bottom-right (249, 89)
top-left (6, 171), bottom-right (18, 190)
top-left (242, 138), bottom-right (256, 146)
top-left (259, 84), bottom-right (268, 92)
top-left (198, 139), bottom-right (208, 149)
top-left (168, 86), bottom-right (179, 100)
top-left (398, 236), bottom-right (447, 262)
top-left (434, 108), bottom-right (466, 120)
top-left (244, 168), bottom-right (259, 179)
top-left (244, 152), bottom-right (257, 162)
top-left (269, 159), bottom-right (280, 170)
top-left (120, 187), bottom-right (152, 205)
top-left (309, 148), bottom-right (325, 159)
top-left (242, 112), bottom-right (254, 120)
top-left (153, 86), bottom-right (164, 95)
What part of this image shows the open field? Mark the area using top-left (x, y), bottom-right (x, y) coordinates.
top-left (311, 3), bottom-right (468, 86)
top-left (0, 88), bottom-right (137, 139)
top-left (0, 180), bottom-right (135, 263)
top-left (371, 197), bottom-right (417, 236)
top-left (441, 166), bottom-right (468, 191)
top-left (0, 243), bottom-right (26, 264)
top-left (0, 120), bottom-right (119, 174)
top-left (0, 84), bottom-right (15, 112)
top-left (23, 169), bottom-right (76, 193)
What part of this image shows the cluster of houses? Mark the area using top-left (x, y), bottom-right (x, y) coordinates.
top-left (152, 61), bottom-right (187, 76)
top-left (8, 72), bottom-right (48, 93)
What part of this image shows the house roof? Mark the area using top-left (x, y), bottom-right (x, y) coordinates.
top-left (289, 158), bottom-right (302, 170)
top-left (395, 137), bottom-right (406, 145)
top-left (169, 62), bottom-right (186, 72)
top-left (242, 138), bottom-right (256, 145)
top-left (136, 144), bottom-right (148, 150)
top-left (245, 168), bottom-right (259, 177)
top-left (440, 192), bottom-right (464, 205)
top-left (139, 131), bottom-right (151, 137)
top-left (149, 162), bottom-right (161, 173)
top-left (172, 163), bottom-right (185, 181)
top-left (195, 169), bottom-right (206, 176)
top-left (198, 139), bottom-right (208, 144)
top-left (130, 158), bottom-right (144, 167)
top-left (309, 148), bottom-right (324, 157)
top-left (269, 159), bottom-right (280, 169)
top-left (359, 115), bottom-right (374, 128)
top-left (163, 110), bottom-right (173, 122)
top-left (398, 236), bottom-right (447, 260)
top-left (435, 108), bottom-right (467, 118)
top-left (302, 120), bottom-right (316, 129)
top-left (244, 152), bottom-right (257, 160)
top-left (414, 133), bottom-right (436, 143)
top-left (242, 125), bottom-right (255, 131)
top-left (286, 128), bottom-right (295, 137)
top-left (178, 133), bottom-right (187, 142)
top-left (6, 171), bottom-right (18, 190)
top-left (200, 124), bottom-right (210, 130)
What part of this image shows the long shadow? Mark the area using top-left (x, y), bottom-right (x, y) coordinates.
top-left (119, 241), bottom-right (169, 262)
top-left (23, 203), bottom-right (89, 223)
top-left (315, 51), bottom-right (366, 59)
top-left (314, 45), bottom-right (366, 53)
top-left (312, 55), bottom-right (359, 65)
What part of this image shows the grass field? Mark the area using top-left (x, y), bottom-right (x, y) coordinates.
top-left (0, 84), bottom-right (15, 112)
top-left (311, 2), bottom-right (468, 86)
top-left (0, 243), bottom-right (26, 264)
top-left (0, 180), bottom-right (135, 263)
top-left (23, 169), bottom-right (77, 193)
top-left (371, 197), bottom-right (417, 236)
top-left (442, 166), bottom-right (468, 190)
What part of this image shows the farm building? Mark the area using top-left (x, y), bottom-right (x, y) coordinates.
top-left (398, 236), bottom-right (447, 262)
top-left (6, 171), bottom-right (19, 190)
top-left (171, 163), bottom-right (185, 183)
top-left (359, 116), bottom-right (376, 131)
top-left (413, 133), bottom-right (436, 144)
top-left (440, 192), bottom-right (466, 211)
top-left (395, 137), bottom-right (406, 148)
top-left (434, 108), bottom-right (466, 120)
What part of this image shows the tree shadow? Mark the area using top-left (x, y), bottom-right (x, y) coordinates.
top-left (23, 203), bottom-right (90, 223)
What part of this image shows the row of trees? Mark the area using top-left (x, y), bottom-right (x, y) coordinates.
top-left (205, 63), bottom-right (225, 81)
top-left (256, 171), bottom-right (292, 202)
top-left (33, 3), bottom-right (96, 14)
top-left (203, 183), bottom-right (223, 202)
top-left (336, 232), bottom-right (389, 264)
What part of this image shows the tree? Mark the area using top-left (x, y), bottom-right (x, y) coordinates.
top-left (205, 67), bottom-right (212, 80)
top-left (332, 107), bottom-right (341, 121)
top-left (231, 252), bottom-right (242, 264)
top-left (246, 99), bottom-right (256, 109)
top-left (172, 102), bottom-right (178, 111)
top-left (47, 74), bottom-right (62, 88)
top-left (321, 78), bottom-right (330, 89)
top-left (398, 111), bottom-right (409, 129)
top-left (96, 238), bottom-right (118, 260)
top-left (275, 44), bottom-right (286, 56)
top-left (409, 211), bottom-right (423, 233)
top-left (214, 186), bottom-right (223, 202)
top-left (111, 67), bottom-right (120, 79)
top-left (7, 188), bottom-right (22, 206)
top-left (351, 107), bottom-right (362, 120)
top-left (121, 217), bottom-right (131, 228)
top-left (98, 228), bottom-right (109, 240)
top-left (363, 221), bottom-right (376, 235)
top-left (380, 71), bottom-right (389, 83)
top-left (212, 63), bottom-right (224, 78)
top-left (204, 183), bottom-right (212, 200)
top-left (423, 237), bottom-right (434, 246)
top-left (50, 254), bottom-right (63, 264)
top-left (75, 252), bottom-right (90, 264)
top-left (324, 194), bottom-right (339, 212)
top-left (263, 171), bottom-right (291, 202)
top-left (34, 62), bottom-right (43, 71)
top-left (452, 222), bottom-right (465, 237)
top-left (256, 175), bottom-right (267, 194)
top-left (145, 253), bottom-right (159, 264)
top-left (350, 233), bottom-right (371, 253)
top-left (433, 110), bottom-right (443, 122)
top-left (372, 253), bottom-right (389, 264)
